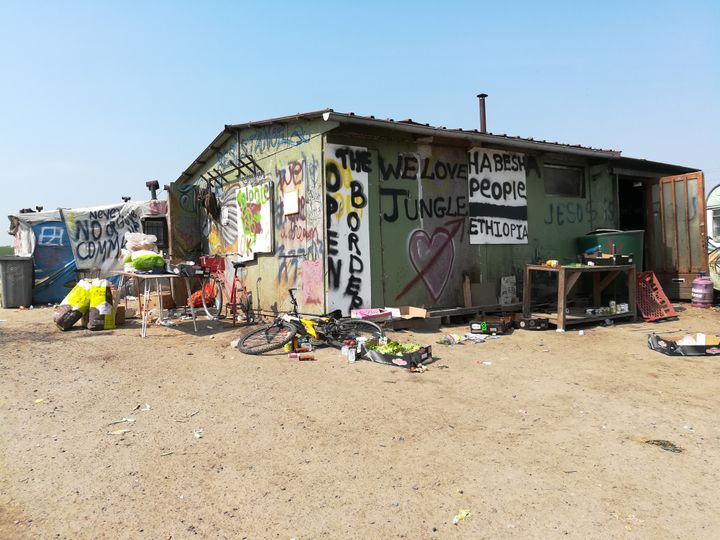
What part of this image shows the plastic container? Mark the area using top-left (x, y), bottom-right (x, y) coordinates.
top-left (691, 272), bottom-right (714, 308)
top-left (0, 256), bottom-right (33, 308)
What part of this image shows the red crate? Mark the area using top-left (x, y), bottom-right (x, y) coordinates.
top-left (636, 272), bottom-right (678, 322)
top-left (199, 256), bottom-right (225, 273)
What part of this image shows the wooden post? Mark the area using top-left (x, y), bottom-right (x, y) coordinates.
top-left (557, 267), bottom-right (567, 330)
top-left (522, 265), bottom-right (532, 317)
top-left (463, 273), bottom-right (472, 308)
top-left (628, 266), bottom-right (637, 321)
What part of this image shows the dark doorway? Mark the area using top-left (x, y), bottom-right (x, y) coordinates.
top-left (618, 177), bottom-right (646, 231)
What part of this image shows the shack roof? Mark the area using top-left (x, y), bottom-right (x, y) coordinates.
top-left (176, 108), bottom-right (698, 182)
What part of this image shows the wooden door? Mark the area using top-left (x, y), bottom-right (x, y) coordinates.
top-left (646, 171), bottom-right (707, 299)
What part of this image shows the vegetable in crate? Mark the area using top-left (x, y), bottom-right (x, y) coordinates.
top-left (367, 340), bottom-right (422, 355)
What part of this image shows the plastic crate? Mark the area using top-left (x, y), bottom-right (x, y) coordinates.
top-left (199, 256), bottom-right (225, 273)
top-left (636, 272), bottom-right (678, 322)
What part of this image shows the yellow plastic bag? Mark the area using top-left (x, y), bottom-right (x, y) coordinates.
top-left (87, 279), bottom-right (115, 331)
top-left (53, 279), bottom-right (93, 331)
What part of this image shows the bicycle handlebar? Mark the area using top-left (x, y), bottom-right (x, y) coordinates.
top-left (288, 288), bottom-right (299, 315)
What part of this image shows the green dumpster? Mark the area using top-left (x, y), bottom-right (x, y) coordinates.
top-left (577, 229), bottom-right (644, 272)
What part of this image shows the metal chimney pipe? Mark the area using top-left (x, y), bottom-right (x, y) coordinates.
top-left (477, 93), bottom-right (488, 133)
top-left (145, 180), bottom-right (160, 200)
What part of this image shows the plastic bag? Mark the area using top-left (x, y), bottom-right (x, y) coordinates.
top-left (128, 249), bottom-right (166, 271)
top-left (124, 232), bottom-right (157, 252)
top-left (87, 279), bottom-right (116, 331)
top-left (53, 279), bottom-right (93, 331)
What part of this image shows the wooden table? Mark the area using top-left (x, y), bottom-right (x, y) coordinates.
top-left (113, 272), bottom-right (198, 337)
top-left (522, 264), bottom-right (637, 331)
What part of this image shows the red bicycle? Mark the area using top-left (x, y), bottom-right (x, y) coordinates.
top-left (198, 256), bottom-right (254, 325)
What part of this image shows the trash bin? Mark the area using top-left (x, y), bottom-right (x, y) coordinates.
top-left (577, 229), bottom-right (644, 272)
top-left (0, 256), bottom-right (33, 308)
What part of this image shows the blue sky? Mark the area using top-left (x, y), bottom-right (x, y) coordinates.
top-left (1, 0), bottom-right (718, 236)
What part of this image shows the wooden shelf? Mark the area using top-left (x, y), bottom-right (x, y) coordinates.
top-left (530, 311), bottom-right (635, 327)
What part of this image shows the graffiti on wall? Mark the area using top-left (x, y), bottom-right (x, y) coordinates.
top-left (543, 199), bottom-right (615, 226)
top-left (270, 152), bottom-right (325, 305)
top-left (205, 183), bottom-right (239, 255)
top-left (62, 201), bottom-right (166, 271)
top-left (468, 148), bottom-right (528, 244)
top-left (167, 183), bottom-right (201, 262)
top-left (396, 218), bottom-right (465, 301)
top-left (275, 159), bottom-right (310, 254)
top-left (239, 124), bottom-right (310, 157)
top-left (325, 144), bottom-right (372, 312)
top-left (378, 152), bottom-right (469, 223)
top-left (237, 181), bottom-right (273, 262)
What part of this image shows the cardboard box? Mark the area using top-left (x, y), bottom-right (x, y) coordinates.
top-left (648, 333), bottom-right (720, 356)
top-left (115, 305), bottom-right (126, 325)
top-left (143, 293), bottom-right (176, 311)
top-left (386, 306), bottom-right (428, 319)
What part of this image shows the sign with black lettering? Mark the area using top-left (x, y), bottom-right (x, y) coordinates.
top-left (467, 148), bottom-right (528, 244)
top-left (62, 200), bottom-right (166, 271)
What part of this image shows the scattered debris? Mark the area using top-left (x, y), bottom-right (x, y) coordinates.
top-left (648, 333), bottom-right (720, 356)
top-left (644, 439), bottom-right (683, 453)
top-left (437, 334), bottom-right (464, 345)
top-left (160, 451), bottom-right (174, 457)
top-left (578, 330), bottom-right (585, 336)
top-left (410, 364), bottom-right (428, 373)
top-left (140, 403), bottom-right (152, 412)
top-left (108, 417), bottom-right (135, 426)
top-left (452, 509), bottom-right (471, 525)
top-left (463, 333), bottom-right (488, 344)
top-left (108, 429), bottom-right (131, 436)
top-left (482, 361), bottom-right (492, 366)
top-left (34, 398), bottom-right (45, 404)
top-left (189, 410), bottom-right (200, 417)
top-left (193, 428), bottom-right (204, 439)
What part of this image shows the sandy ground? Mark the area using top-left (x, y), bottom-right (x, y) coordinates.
top-left (1, 304), bottom-right (720, 539)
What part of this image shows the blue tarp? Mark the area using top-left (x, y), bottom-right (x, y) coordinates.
top-left (30, 219), bottom-right (77, 304)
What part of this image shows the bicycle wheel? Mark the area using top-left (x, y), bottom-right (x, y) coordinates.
top-left (200, 277), bottom-right (223, 320)
top-left (236, 321), bottom-right (296, 354)
top-left (229, 286), bottom-right (254, 325)
top-left (326, 319), bottom-right (384, 349)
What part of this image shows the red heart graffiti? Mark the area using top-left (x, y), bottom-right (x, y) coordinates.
top-left (408, 228), bottom-right (454, 301)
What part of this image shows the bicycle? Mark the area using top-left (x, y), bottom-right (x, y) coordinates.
top-left (198, 255), bottom-right (254, 325)
top-left (236, 288), bottom-right (384, 354)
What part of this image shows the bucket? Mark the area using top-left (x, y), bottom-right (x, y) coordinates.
top-left (691, 272), bottom-right (714, 308)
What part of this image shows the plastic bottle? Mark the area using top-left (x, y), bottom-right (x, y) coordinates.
top-left (691, 272), bottom-right (714, 308)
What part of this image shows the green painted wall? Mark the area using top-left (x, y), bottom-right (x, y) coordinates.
top-left (184, 119), bottom-right (334, 315)
top-left (181, 118), bottom-right (619, 314)
top-left (328, 129), bottom-right (618, 309)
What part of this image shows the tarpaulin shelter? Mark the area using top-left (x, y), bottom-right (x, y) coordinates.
top-left (8, 200), bottom-right (168, 304)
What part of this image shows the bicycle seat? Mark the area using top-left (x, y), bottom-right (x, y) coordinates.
top-left (232, 261), bottom-right (245, 269)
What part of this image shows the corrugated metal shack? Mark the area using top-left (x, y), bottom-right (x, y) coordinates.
top-left (170, 109), bottom-right (706, 315)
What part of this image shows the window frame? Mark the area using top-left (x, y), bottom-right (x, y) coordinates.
top-left (543, 163), bottom-right (586, 198)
